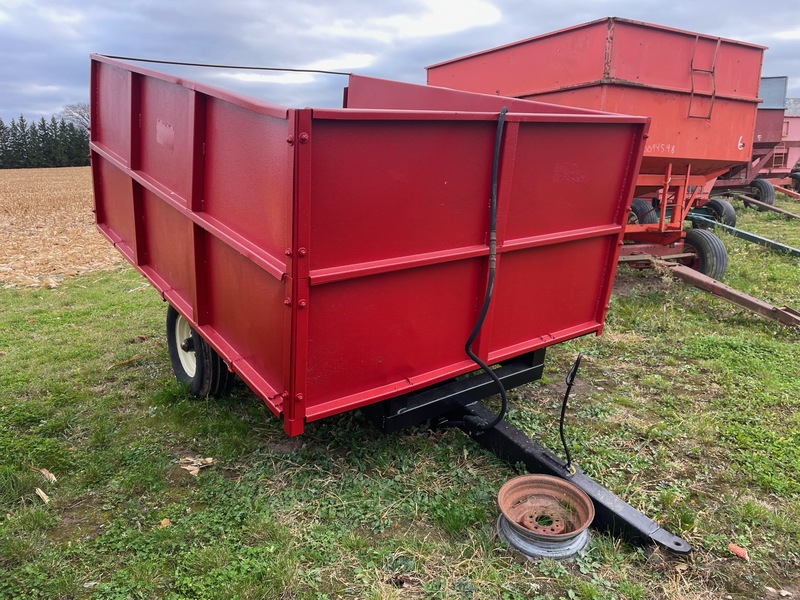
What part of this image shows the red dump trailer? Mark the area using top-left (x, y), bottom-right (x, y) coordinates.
top-left (90, 55), bottom-right (647, 436)
top-left (90, 55), bottom-right (698, 555)
top-left (427, 17), bottom-right (766, 279)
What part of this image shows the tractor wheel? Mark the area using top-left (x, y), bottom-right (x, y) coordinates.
top-left (743, 179), bottom-right (775, 210)
top-left (628, 198), bottom-right (659, 225)
top-left (790, 172), bottom-right (800, 193)
top-left (166, 304), bottom-right (233, 397)
top-left (703, 197), bottom-right (737, 227)
top-left (684, 228), bottom-right (728, 280)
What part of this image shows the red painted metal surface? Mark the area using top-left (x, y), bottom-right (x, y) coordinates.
top-left (755, 109), bottom-right (786, 145)
top-left (426, 17), bottom-right (765, 248)
top-left (711, 107), bottom-right (785, 188)
top-left (772, 115), bottom-right (800, 177)
top-left (427, 17), bottom-right (764, 179)
top-left (714, 113), bottom-right (800, 189)
top-left (91, 56), bottom-right (647, 435)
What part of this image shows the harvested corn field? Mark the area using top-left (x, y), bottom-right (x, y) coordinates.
top-left (0, 167), bottom-right (123, 288)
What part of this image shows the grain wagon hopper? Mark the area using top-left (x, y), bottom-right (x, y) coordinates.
top-left (712, 78), bottom-right (800, 201)
top-left (426, 17), bottom-right (766, 280)
top-left (89, 54), bottom-right (691, 554)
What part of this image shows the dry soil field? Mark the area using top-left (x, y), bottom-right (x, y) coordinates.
top-left (0, 167), bottom-right (123, 287)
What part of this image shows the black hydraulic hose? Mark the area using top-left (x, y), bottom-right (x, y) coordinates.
top-left (559, 353), bottom-right (583, 475)
top-left (447, 106), bottom-right (508, 432)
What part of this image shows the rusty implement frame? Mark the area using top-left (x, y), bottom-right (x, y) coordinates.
top-left (736, 194), bottom-right (800, 219)
top-left (661, 261), bottom-right (800, 327)
top-left (774, 186), bottom-right (800, 201)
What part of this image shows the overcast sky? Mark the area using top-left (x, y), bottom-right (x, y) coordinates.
top-left (1, 0), bottom-right (799, 123)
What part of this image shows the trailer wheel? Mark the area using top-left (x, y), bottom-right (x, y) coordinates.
top-left (702, 198), bottom-right (737, 227)
top-left (628, 198), bottom-right (659, 225)
top-left (743, 179), bottom-right (775, 210)
top-left (790, 172), bottom-right (800, 193)
top-left (166, 305), bottom-right (233, 397)
top-left (683, 229), bottom-right (728, 280)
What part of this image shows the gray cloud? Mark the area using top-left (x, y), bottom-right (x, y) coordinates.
top-left (1, 0), bottom-right (798, 123)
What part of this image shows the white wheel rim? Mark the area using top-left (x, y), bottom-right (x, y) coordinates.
top-left (175, 314), bottom-right (197, 377)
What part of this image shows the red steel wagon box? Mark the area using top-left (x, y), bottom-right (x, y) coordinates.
top-left (90, 55), bottom-right (648, 436)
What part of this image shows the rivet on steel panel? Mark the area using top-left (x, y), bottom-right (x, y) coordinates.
top-left (299, 132), bottom-right (309, 143)
top-left (298, 247), bottom-right (307, 257)
top-left (298, 300), bottom-right (308, 309)
top-left (286, 135), bottom-right (294, 145)
top-left (296, 393), bottom-right (304, 401)
top-left (284, 297), bottom-right (292, 306)
top-left (285, 248), bottom-right (292, 256)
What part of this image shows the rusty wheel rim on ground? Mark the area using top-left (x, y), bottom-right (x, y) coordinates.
top-left (497, 474), bottom-right (595, 559)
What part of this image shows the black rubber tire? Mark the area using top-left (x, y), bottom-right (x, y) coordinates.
top-left (743, 178), bottom-right (775, 210)
top-left (628, 198), bottom-right (659, 225)
top-left (684, 228), bottom-right (728, 280)
top-left (703, 197), bottom-right (737, 227)
top-left (790, 172), bottom-right (800, 193)
top-left (166, 304), bottom-right (233, 397)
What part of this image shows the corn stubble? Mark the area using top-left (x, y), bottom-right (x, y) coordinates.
top-left (0, 167), bottom-right (123, 288)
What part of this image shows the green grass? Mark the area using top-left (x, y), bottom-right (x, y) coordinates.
top-left (1, 196), bottom-right (799, 599)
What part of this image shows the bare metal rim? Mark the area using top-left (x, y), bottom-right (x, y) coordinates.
top-left (497, 474), bottom-right (595, 558)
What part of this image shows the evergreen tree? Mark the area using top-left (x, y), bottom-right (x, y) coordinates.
top-left (38, 117), bottom-right (55, 167)
top-left (0, 118), bottom-right (8, 168)
top-left (27, 121), bottom-right (45, 167)
top-left (0, 111), bottom-right (90, 169)
top-left (64, 122), bottom-right (89, 166)
top-left (50, 116), bottom-right (67, 167)
top-left (56, 119), bottom-right (71, 167)
top-left (8, 116), bottom-right (28, 168)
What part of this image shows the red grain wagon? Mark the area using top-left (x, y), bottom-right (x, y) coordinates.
top-left (712, 77), bottom-right (800, 201)
top-left (427, 17), bottom-right (766, 279)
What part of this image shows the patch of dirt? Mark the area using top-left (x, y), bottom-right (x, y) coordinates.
top-left (166, 464), bottom-right (198, 487)
top-left (611, 266), bottom-right (674, 298)
top-left (0, 167), bottom-right (124, 288)
top-left (762, 585), bottom-right (800, 599)
top-left (48, 497), bottom-right (110, 544)
top-left (267, 436), bottom-right (305, 455)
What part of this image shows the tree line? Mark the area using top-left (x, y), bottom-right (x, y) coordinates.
top-left (0, 113), bottom-right (89, 169)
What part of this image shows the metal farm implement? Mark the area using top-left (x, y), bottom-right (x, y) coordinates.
top-left (427, 17), bottom-right (767, 281)
top-left (90, 51), bottom-right (701, 557)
